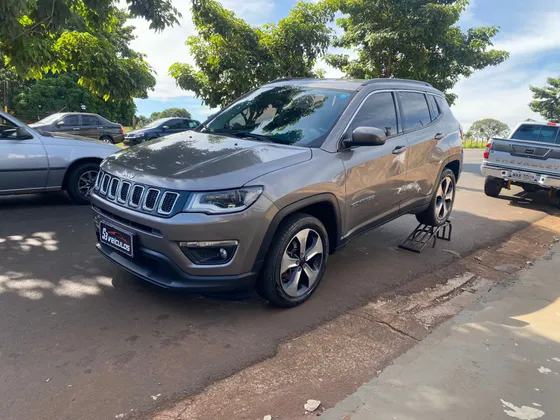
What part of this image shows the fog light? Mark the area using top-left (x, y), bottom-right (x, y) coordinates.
top-left (179, 240), bottom-right (238, 265)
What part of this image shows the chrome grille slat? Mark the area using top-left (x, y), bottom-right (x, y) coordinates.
top-left (100, 173), bottom-right (111, 195)
top-left (158, 191), bottom-right (179, 215)
top-left (118, 181), bottom-right (131, 204)
top-left (108, 178), bottom-right (120, 200)
top-left (129, 185), bottom-right (145, 208)
top-left (94, 171), bottom-right (103, 191)
top-left (142, 188), bottom-right (160, 211)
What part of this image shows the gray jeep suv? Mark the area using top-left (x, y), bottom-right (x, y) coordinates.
top-left (91, 78), bottom-right (462, 307)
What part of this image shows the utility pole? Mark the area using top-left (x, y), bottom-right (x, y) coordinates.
top-left (3, 80), bottom-right (8, 113)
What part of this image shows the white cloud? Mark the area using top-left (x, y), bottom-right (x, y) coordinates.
top-left (451, 12), bottom-right (560, 131)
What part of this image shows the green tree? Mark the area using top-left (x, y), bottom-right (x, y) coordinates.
top-left (0, 2), bottom-right (179, 100)
top-left (169, 0), bottom-right (334, 108)
top-left (10, 74), bottom-right (137, 125)
top-left (466, 118), bottom-right (510, 141)
top-left (135, 115), bottom-right (150, 128)
top-left (150, 108), bottom-right (192, 121)
top-left (529, 77), bottom-right (560, 121)
top-left (324, 0), bottom-right (509, 104)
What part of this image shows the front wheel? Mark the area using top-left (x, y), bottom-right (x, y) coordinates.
top-left (416, 168), bottom-right (456, 226)
top-left (66, 162), bottom-right (100, 204)
top-left (257, 213), bottom-right (329, 308)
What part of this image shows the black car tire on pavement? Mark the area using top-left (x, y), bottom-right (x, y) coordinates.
top-left (100, 135), bottom-right (114, 144)
top-left (484, 176), bottom-right (503, 198)
top-left (66, 162), bottom-right (100, 204)
top-left (416, 168), bottom-right (457, 227)
top-left (257, 213), bottom-right (329, 308)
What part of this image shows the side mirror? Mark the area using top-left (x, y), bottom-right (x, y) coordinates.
top-left (162, 125), bottom-right (169, 130)
top-left (16, 127), bottom-right (34, 140)
top-left (347, 126), bottom-right (387, 147)
top-left (56, 121), bottom-right (64, 127)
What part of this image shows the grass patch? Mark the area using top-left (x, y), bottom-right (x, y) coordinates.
top-left (463, 139), bottom-right (486, 149)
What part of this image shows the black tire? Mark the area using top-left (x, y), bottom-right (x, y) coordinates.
top-left (256, 213), bottom-right (329, 308)
top-left (484, 176), bottom-right (502, 198)
top-left (66, 162), bottom-right (100, 204)
top-left (416, 168), bottom-right (457, 226)
top-left (100, 135), bottom-right (114, 144)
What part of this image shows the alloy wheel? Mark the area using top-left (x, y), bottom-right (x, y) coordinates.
top-left (280, 228), bottom-right (324, 298)
top-left (435, 175), bottom-right (454, 221)
top-left (77, 170), bottom-right (99, 199)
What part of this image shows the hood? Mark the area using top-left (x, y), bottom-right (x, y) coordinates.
top-left (102, 131), bottom-right (312, 190)
top-left (126, 127), bottom-right (155, 135)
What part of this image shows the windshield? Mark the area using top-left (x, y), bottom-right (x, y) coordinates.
top-left (201, 85), bottom-right (355, 147)
top-left (144, 118), bottom-right (170, 129)
top-left (36, 113), bottom-right (63, 124)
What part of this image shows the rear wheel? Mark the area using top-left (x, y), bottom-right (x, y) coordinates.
top-left (100, 135), bottom-right (114, 144)
top-left (257, 213), bottom-right (329, 308)
top-left (484, 176), bottom-right (502, 198)
top-left (66, 162), bottom-right (100, 204)
top-left (416, 168), bottom-right (456, 226)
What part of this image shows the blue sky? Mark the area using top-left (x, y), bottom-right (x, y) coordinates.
top-left (130, 0), bottom-right (560, 130)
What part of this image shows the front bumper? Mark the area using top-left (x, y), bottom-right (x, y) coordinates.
top-left (91, 192), bottom-right (277, 292)
top-left (123, 137), bottom-right (145, 146)
top-left (481, 163), bottom-right (560, 189)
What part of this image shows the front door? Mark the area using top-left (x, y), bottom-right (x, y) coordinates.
top-left (341, 91), bottom-right (408, 238)
top-left (54, 114), bottom-right (81, 136)
top-left (0, 117), bottom-right (48, 193)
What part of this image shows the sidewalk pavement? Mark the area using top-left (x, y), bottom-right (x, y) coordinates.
top-left (322, 242), bottom-right (560, 420)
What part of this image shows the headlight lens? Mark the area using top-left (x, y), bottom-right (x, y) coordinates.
top-left (183, 187), bottom-right (263, 214)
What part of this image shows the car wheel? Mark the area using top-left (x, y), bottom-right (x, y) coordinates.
top-left (416, 168), bottom-right (456, 227)
top-left (66, 162), bottom-right (100, 204)
top-left (257, 213), bottom-right (329, 308)
top-left (100, 135), bottom-right (114, 144)
top-left (484, 176), bottom-right (502, 198)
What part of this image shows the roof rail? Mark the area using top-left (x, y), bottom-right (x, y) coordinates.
top-left (269, 77), bottom-right (308, 83)
top-left (362, 78), bottom-right (433, 87)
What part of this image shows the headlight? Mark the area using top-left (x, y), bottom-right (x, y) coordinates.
top-left (183, 187), bottom-right (263, 214)
top-left (134, 133), bottom-right (145, 138)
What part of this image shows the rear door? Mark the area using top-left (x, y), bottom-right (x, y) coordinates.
top-left (397, 91), bottom-right (444, 209)
top-left (342, 91), bottom-right (407, 236)
top-left (0, 117), bottom-right (48, 193)
top-left (80, 114), bottom-right (102, 139)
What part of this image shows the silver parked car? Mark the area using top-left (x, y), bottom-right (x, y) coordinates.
top-left (0, 111), bottom-right (120, 204)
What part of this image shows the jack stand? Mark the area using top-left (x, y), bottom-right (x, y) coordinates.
top-left (398, 221), bottom-right (452, 253)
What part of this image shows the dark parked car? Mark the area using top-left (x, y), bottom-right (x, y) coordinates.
top-left (92, 78), bottom-right (462, 307)
top-left (30, 112), bottom-right (124, 144)
top-left (124, 117), bottom-right (201, 145)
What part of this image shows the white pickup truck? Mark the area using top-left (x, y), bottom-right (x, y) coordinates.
top-left (481, 121), bottom-right (560, 205)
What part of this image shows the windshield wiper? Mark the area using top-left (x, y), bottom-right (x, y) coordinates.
top-left (211, 130), bottom-right (274, 143)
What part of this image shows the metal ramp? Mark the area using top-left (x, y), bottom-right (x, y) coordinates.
top-left (398, 221), bottom-right (452, 253)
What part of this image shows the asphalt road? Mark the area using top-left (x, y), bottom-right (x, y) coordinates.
top-left (0, 150), bottom-right (557, 420)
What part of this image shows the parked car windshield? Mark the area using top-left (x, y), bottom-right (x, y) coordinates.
top-left (36, 113), bottom-right (63, 124)
top-left (144, 118), bottom-right (170, 129)
top-left (201, 85), bottom-right (355, 147)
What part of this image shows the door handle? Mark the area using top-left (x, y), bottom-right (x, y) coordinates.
top-left (392, 145), bottom-right (408, 155)
top-left (434, 133), bottom-right (444, 140)
top-left (72, 128), bottom-right (80, 131)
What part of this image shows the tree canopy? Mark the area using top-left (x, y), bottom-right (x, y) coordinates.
top-left (150, 108), bottom-right (192, 120)
top-left (9, 74), bottom-right (137, 125)
top-left (529, 76), bottom-right (560, 121)
top-left (0, 1), bottom-right (179, 100)
top-left (170, 0), bottom-right (334, 108)
top-left (324, 0), bottom-right (509, 104)
top-left (466, 118), bottom-right (510, 141)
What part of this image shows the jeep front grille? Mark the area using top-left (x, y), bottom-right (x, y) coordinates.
top-left (95, 171), bottom-right (181, 216)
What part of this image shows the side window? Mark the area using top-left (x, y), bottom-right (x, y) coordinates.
top-left (426, 95), bottom-right (440, 121)
top-left (61, 115), bottom-right (79, 126)
top-left (82, 115), bottom-right (99, 126)
top-left (165, 119), bottom-right (181, 129)
top-left (511, 125), bottom-right (541, 142)
top-left (350, 92), bottom-right (398, 138)
top-left (538, 126), bottom-right (559, 144)
top-left (0, 117), bottom-right (18, 139)
top-left (398, 92), bottom-right (431, 131)
top-left (189, 121), bottom-right (199, 128)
